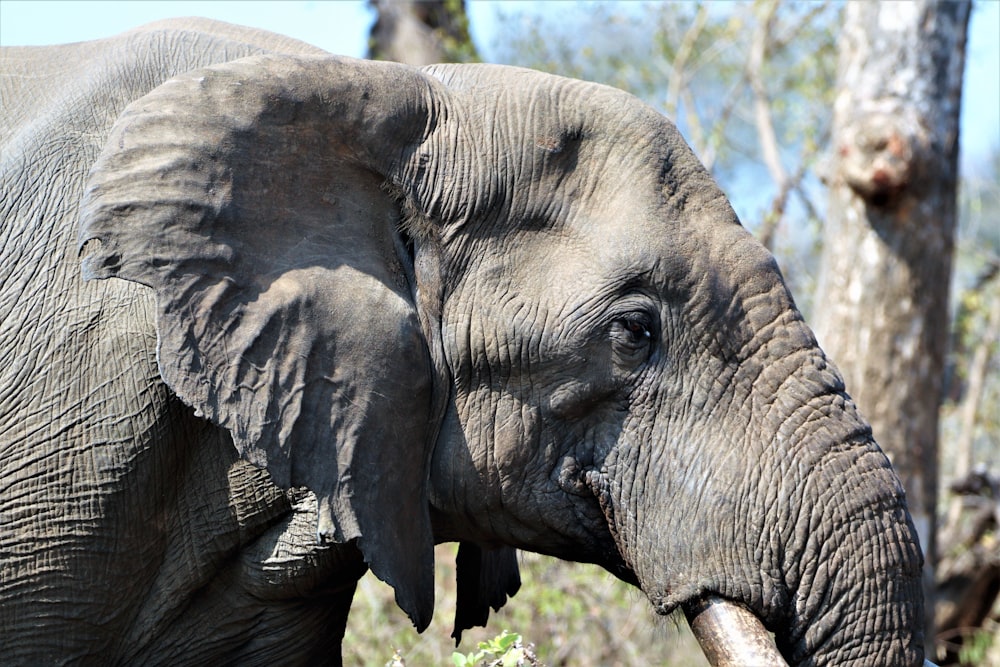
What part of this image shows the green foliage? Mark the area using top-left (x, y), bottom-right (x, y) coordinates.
top-left (451, 630), bottom-right (532, 667)
top-left (957, 626), bottom-right (995, 666)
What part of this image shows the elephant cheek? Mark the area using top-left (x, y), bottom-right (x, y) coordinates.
top-left (605, 442), bottom-right (759, 614)
top-left (491, 398), bottom-right (541, 471)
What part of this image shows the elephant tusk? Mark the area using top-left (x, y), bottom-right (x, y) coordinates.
top-left (684, 596), bottom-right (942, 667)
top-left (684, 596), bottom-right (788, 667)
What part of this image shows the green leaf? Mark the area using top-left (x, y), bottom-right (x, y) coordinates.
top-left (501, 647), bottom-right (525, 667)
top-left (496, 631), bottom-right (520, 652)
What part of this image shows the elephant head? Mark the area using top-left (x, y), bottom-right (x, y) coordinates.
top-left (78, 55), bottom-right (924, 665)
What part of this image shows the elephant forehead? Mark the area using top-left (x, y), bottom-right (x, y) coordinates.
top-left (454, 213), bottom-right (675, 330)
top-left (530, 197), bottom-right (687, 287)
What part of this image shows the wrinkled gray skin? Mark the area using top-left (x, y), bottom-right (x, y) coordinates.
top-left (1, 19), bottom-right (923, 666)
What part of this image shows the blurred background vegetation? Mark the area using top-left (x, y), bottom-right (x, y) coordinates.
top-left (358, 2), bottom-right (1000, 665)
top-left (345, 545), bottom-right (708, 666)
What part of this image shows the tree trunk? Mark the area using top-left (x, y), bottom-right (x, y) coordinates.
top-left (368, 0), bottom-right (476, 66)
top-left (813, 0), bottom-right (971, 644)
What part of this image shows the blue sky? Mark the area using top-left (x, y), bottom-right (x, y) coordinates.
top-left (2, 0), bottom-right (997, 175)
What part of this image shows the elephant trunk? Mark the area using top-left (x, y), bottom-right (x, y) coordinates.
top-left (776, 438), bottom-right (926, 666)
top-left (609, 340), bottom-right (926, 664)
top-left (671, 435), bottom-right (925, 666)
top-left (683, 232), bottom-right (925, 665)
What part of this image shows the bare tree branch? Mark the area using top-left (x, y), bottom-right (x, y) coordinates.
top-left (747, 0), bottom-right (789, 196)
top-left (945, 274), bottom-right (1000, 534)
top-left (665, 4), bottom-right (709, 154)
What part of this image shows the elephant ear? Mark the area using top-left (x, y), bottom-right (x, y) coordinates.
top-left (78, 55), bottom-right (440, 630)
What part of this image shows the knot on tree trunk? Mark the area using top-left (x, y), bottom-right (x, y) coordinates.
top-left (838, 110), bottom-right (932, 209)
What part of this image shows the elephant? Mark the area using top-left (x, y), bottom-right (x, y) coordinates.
top-left (0, 18), bottom-right (925, 666)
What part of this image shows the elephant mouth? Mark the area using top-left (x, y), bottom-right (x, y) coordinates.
top-left (577, 465), bottom-right (640, 586)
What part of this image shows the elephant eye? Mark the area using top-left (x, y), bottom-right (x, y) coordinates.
top-left (610, 313), bottom-right (655, 362)
top-left (623, 318), bottom-right (650, 339)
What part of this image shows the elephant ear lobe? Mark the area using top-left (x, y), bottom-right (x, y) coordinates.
top-left (78, 55), bottom-right (438, 629)
top-left (452, 543), bottom-right (522, 642)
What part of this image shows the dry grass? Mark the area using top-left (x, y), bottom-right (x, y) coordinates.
top-left (343, 545), bottom-right (709, 666)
